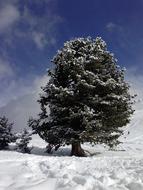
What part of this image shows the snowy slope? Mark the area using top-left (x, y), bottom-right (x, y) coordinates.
top-left (0, 101), bottom-right (143, 190)
top-left (1, 149), bottom-right (143, 190)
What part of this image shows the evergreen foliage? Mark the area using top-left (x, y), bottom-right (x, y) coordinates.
top-left (16, 129), bottom-right (32, 153)
top-left (30, 37), bottom-right (134, 155)
top-left (0, 116), bottom-right (14, 150)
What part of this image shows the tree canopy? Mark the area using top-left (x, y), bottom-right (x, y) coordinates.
top-left (31, 37), bottom-right (134, 156)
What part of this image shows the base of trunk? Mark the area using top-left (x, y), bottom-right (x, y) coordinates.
top-left (71, 142), bottom-right (86, 157)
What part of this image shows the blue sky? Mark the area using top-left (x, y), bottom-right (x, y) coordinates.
top-left (57, 0), bottom-right (143, 70)
top-left (0, 0), bottom-right (143, 107)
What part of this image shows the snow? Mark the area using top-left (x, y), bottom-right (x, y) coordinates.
top-left (1, 148), bottom-right (143, 190)
top-left (0, 101), bottom-right (143, 189)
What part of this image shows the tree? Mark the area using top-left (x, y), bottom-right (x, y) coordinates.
top-left (16, 129), bottom-right (32, 153)
top-left (0, 116), bottom-right (14, 150)
top-left (31, 37), bottom-right (134, 156)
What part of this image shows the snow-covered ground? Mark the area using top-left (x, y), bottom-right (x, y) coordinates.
top-left (0, 101), bottom-right (143, 190)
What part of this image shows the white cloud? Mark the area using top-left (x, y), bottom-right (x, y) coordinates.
top-left (0, 57), bottom-right (16, 107)
top-left (0, 94), bottom-right (39, 132)
top-left (32, 32), bottom-right (47, 50)
top-left (20, 4), bottom-right (61, 50)
top-left (0, 58), bottom-right (14, 79)
top-left (126, 68), bottom-right (143, 99)
top-left (106, 22), bottom-right (122, 32)
top-left (0, 74), bottom-right (49, 131)
top-left (33, 74), bottom-right (49, 94)
top-left (32, 32), bottom-right (57, 50)
top-left (0, 0), bottom-right (61, 131)
top-left (0, 1), bottom-right (61, 50)
top-left (106, 22), bottom-right (116, 31)
top-left (0, 4), bottom-right (20, 33)
top-left (0, 73), bottom-right (48, 107)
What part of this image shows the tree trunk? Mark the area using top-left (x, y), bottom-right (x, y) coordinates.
top-left (71, 142), bottom-right (86, 157)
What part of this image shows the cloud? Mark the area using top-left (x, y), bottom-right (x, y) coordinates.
top-left (23, 8), bottom-right (61, 50)
top-left (0, 0), bottom-right (61, 131)
top-left (106, 22), bottom-right (123, 32)
top-left (0, 0), bottom-right (62, 50)
top-left (126, 67), bottom-right (143, 99)
top-left (32, 32), bottom-right (57, 50)
top-left (0, 0), bottom-right (61, 104)
top-left (0, 94), bottom-right (39, 132)
top-left (0, 74), bottom-right (49, 131)
top-left (0, 58), bottom-right (14, 79)
top-left (0, 4), bottom-right (20, 33)
top-left (0, 73), bottom-right (48, 107)
top-left (125, 67), bottom-right (143, 120)
top-left (106, 22), bottom-right (133, 51)
top-left (32, 32), bottom-right (48, 50)
top-left (0, 57), bottom-right (15, 106)
top-left (106, 22), bottom-right (116, 31)
top-left (0, 0), bottom-right (61, 109)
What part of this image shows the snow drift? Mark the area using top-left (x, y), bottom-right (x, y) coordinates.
top-left (0, 100), bottom-right (143, 190)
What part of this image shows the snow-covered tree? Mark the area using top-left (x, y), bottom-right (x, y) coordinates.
top-left (16, 129), bottom-right (32, 153)
top-left (0, 116), bottom-right (14, 150)
top-left (31, 37), bottom-right (134, 156)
